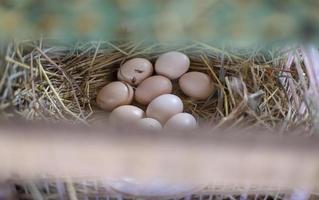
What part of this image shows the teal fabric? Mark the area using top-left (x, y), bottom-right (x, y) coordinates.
top-left (0, 0), bottom-right (318, 45)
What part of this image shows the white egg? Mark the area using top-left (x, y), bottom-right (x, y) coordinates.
top-left (136, 118), bottom-right (162, 132)
top-left (164, 113), bottom-right (197, 131)
top-left (146, 94), bottom-right (183, 124)
top-left (109, 105), bottom-right (144, 127)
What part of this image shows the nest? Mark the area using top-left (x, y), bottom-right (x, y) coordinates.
top-left (0, 40), bottom-right (311, 131)
top-left (0, 40), bottom-right (316, 199)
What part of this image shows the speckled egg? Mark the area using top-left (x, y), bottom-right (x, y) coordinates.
top-left (117, 58), bottom-right (153, 85)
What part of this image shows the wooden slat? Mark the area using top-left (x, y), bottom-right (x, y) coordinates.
top-left (0, 125), bottom-right (318, 194)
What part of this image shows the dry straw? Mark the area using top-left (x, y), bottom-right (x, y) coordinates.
top-left (0, 39), bottom-right (317, 199)
top-left (0, 40), bottom-right (311, 132)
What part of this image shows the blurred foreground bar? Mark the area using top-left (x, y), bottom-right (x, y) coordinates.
top-left (0, 125), bottom-right (318, 192)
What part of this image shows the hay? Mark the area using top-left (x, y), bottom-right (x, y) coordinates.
top-left (0, 40), bottom-right (311, 131)
top-left (9, 179), bottom-right (291, 200)
top-left (0, 39), bottom-right (316, 199)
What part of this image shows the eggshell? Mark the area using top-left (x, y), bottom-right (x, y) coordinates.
top-left (164, 113), bottom-right (197, 131)
top-left (109, 105), bottom-right (144, 126)
top-left (155, 51), bottom-right (190, 79)
top-left (135, 75), bottom-right (172, 105)
top-left (228, 76), bottom-right (244, 96)
top-left (96, 81), bottom-right (133, 111)
top-left (117, 58), bottom-right (153, 85)
top-left (179, 72), bottom-right (214, 100)
top-left (136, 118), bottom-right (162, 132)
top-left (146, 94), bottom-right (183, 124)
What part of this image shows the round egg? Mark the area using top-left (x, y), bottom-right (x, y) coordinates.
top-left (146, 94), bottom-right (183, 124)
top-left (164, 113), bottom-right (197, 131)
top-left (179, 72), bottom-right (214, 100)
top-left (117, 58), bottom-right (153, 85)
top-left (109, 105), bottom-right (144, 126)
top-left (96, 81), bottom-right (133, 111)
top-left (136, 118), bottom-right (162, 132)
top-left (135, 75), bottom-right (172, 105)
top-left (155, 51), bottom-right (190, 80)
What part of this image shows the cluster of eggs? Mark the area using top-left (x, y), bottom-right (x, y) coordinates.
top-left (96, 51), bottom-right (214, 132)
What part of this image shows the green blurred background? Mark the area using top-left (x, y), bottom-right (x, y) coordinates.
top-left (0, 0), bottom-right (318, 45)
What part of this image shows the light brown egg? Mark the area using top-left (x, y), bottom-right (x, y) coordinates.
top-left (146, 94), bottom-right (183, 124)
top-left (96, 81), bottom-right (133, 111)
top-left (135, 118), bottom-right (162, 132)
top-left (164, 113), bottom-right (197, 131)
top-left (117, 58), bottom-right (153, 85)
top-left (109, 105), bottom-right (144, 126)
top-left (155, 51), bottom-right (190, 80)
top-left (135, 75), bottom-right (173, 105)
top-left (179, 72), bottom-right (214, 100)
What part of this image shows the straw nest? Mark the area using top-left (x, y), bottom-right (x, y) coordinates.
top-left (0, 40), bottom-right (311, 132)
top-left (0, 40), bottom-right (317, 199)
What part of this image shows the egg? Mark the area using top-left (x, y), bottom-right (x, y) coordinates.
top-left (164, 113), bottom-right (197, 131)
top-left (135, 118), bottom-right (162, 132)
top-left (109, 105), bottom-right (144, 126)
top-left (146, 94), bottom-right (183, 124)
top-left (96, 81), bottom-right (133, 111)
top-left (107, 178), bottom-right (199, 197)
top-left (117, 58), bottom-right (153, 85)
top-left (135, 75), bottom-right (173, 105)
top-left (155, 51), bottom-right (190, 80)
top-left (179, 72), bottom-right (214, 100)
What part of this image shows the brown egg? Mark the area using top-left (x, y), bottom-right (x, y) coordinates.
top-left (109, 105), bottom-right (144, 127)
top-left (96, 81), bottom-right (133, 111)
top-left (135, 75), bottom-right (173, 105)
top-left (155, 51), bottom-right (190, 79)
top-left (117, 58), bottom-right (153, 85)
top-left (146, 94), bottom-right (183, 124)
top-left (179, 72), bottom-right (214, 100)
